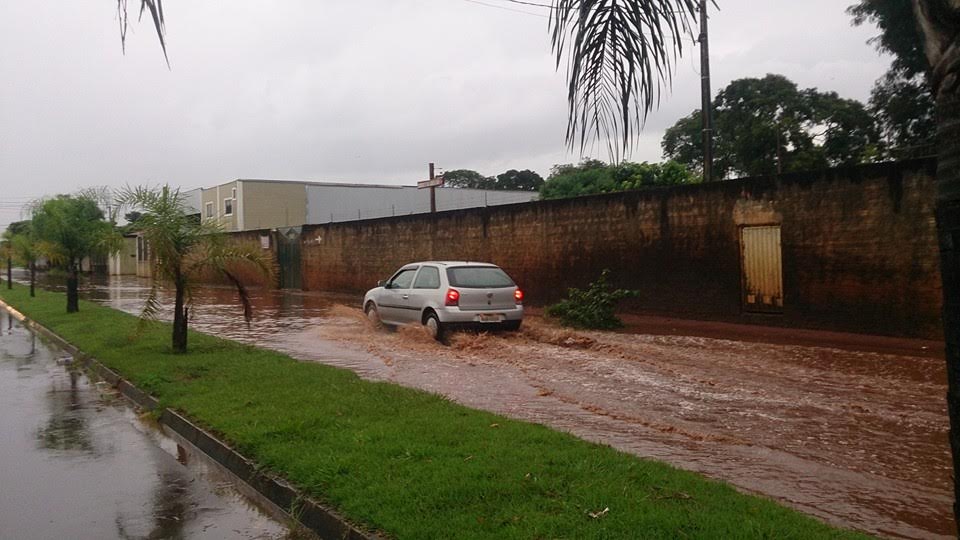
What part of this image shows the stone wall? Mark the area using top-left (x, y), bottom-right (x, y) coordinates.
top-left (294, 159), bottom-right (941, 339)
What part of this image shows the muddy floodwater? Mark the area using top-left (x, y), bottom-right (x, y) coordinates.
top-left (51, 274), bottom-right (954, 538)
top-left (0, 307), bottom-right (290, 540)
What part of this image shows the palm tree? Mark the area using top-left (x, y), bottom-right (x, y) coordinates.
top-left (118, 185), bottom-right (274, 354)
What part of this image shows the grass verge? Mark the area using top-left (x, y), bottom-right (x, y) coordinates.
top-left (0, 284), bottom-right (867, 539)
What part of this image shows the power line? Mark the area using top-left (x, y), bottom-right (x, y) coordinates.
top-left (498, 0), bottom-right (553, 8)
top-left (461, 0), bottom-right (549, 18)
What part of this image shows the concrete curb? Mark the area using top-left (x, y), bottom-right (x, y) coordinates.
top-left (0, 298), bottom-right (379, 540)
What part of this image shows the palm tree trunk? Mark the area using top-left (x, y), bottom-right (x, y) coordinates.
top-left (66, 263), bottom-right (79, 313)
top-left (29, 261), bottom-right (35, 297)
top-left (935, 87), bottom-right (960, 527)
top-left (172, 278), bottom-right (188, 353)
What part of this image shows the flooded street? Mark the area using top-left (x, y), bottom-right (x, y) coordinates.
top-left (56, 274), bottom-right (954, 538)
top-left (0, 307), bottom-right (290, 540)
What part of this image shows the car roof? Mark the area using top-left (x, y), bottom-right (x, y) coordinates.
top-left (403, 261), bottom-right (498, 268)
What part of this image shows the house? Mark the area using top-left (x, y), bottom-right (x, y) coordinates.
top-left (199, 179), bottom-right (539, 233)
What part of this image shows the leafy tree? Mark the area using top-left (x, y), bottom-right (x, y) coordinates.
top-left (442, 169), bottom-right (493, 190)
top-left (31, 195), bottom-right (118, 313)
top-left (848, 0), bottom-right (936, 157)
top-left (118, 185), bottom-right (274, 353)
top-left (494, 169), bottom-right (544, 191)
top-left (867, 72), bottom-right (936, 157)
top-left (444, 169), bottom-right (545, 191)
top-left (8, 225), bottom-right (45, 297)
top-left (0, 231), bottom-right (11, 290)
top-left (540, 159), bottom-right (695, 200)
top-left (662, 75), bottom-right (881, 179)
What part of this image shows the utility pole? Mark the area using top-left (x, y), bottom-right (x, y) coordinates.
top-left (699, 0), bottom-right (714, 182)
top-left (429, 162), bottom-right (437, 213)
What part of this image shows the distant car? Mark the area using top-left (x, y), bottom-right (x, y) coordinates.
top-left (363, 261), bottom-right (524, 340)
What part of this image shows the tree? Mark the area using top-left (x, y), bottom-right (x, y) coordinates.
top-left (443, 169), bottom-right (545, 191)
top-left (0, 231), bottom-right (11, 290)
top-left (494, 169), bottom-right (544, 191)
top-left (442, 169), bottom-right (494, 190)
top-left (662, 75), bottom-right (881, 179)
top-left (849, 0), bottom-right (937, 157)
top-left (909, 0), bottom-right (960, 527)
top-left (8, 226), bottom-right (44, 297)
top-left (118, 185), bottom-right (274, 353)
top-left (540, 159), bottom-right (695, 200)
top-left (31, 196), bottom-right (117, 313)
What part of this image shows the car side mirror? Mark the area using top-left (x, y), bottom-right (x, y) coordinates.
top-left (377, 279), bottom-right (385, 287)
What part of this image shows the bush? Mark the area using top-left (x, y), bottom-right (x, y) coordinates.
top-left (546, 270), bottom-right (638, 329)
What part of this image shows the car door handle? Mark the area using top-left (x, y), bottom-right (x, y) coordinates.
top-left (402, 294), bottom-right (409, 299)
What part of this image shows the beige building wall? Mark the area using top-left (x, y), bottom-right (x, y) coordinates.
top-left (201, 180), bottom-right (240, 231)
top-left (241, 181), bottom-right (308, 230)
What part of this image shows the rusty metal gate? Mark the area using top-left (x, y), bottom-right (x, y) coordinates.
top-left (741, 225), bottom-right (783, 313)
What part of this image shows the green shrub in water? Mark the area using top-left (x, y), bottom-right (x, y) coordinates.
top-left (546, 269), bottom-right (638, 329)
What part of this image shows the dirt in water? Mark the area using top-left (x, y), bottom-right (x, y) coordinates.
top-left (76, 276), bottom-right (952, 539)
top-left (312, 307), bottom-right (952, 540)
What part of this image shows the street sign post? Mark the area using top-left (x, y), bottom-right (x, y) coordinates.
top-left (419, 163), bottom-right (444, 212)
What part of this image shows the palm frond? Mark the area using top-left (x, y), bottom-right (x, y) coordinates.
top-left (136, 271), bottom-right (165, 334)
top-left (222, 270), bottom-right (254, 326)
top-left (117, 0), bottom-right (169, 67)
top-left (550, 0), bottom-right (698, 160)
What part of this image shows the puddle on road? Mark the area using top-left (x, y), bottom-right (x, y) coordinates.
top-left (68, 274), bottom-right (954, 539)
top-left (0, 308), bottom-right (293, 540)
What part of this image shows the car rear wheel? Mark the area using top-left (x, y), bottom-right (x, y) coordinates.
top-left (423, 311), bottom-right (444, 341)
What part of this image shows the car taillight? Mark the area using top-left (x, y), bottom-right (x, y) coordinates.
top-left (514, 288), bottom-right (523, 304)
top-left (445, 288), bottom-right (460, 306)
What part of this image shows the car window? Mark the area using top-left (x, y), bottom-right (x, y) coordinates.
top-left (446, 266), bottom-right (515, 288)
top-left (389, 268), bottom-right (418, 289)
top-left (413, 266), bottom-right (441, 289)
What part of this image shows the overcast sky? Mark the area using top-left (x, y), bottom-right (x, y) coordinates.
top-left (0, 0), bottom-right (890, 229)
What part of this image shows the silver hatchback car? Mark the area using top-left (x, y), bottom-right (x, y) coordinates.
top-left (363, 261), bottom-right (524, 339)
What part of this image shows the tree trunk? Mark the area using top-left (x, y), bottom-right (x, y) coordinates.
top-left (29, 261), bottom-right (35, 297)
top-left (66, 264), bottom-right (79, 313)
top-left (172, 278), bottom-right (188, 353)
top-left (936, 87), bottom-right (960, 529)
top-left (5, 256), bottom-right (10, 290)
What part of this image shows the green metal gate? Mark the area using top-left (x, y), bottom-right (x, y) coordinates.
top-left (275, 227), bottom-right (302, 290)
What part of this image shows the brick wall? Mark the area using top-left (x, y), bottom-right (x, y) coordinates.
top-left (295, 159), bottom-right (941, 339)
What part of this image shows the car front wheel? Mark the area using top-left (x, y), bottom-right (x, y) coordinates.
top-left (365, 302), bottom-right (384, 329)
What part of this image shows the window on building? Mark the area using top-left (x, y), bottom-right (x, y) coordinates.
top-left (232, 187), bottom-right (237, 199)
top-left (205, 202), bottom-right (214, 218)
top-left (224, 198), bottom-right (233, 216)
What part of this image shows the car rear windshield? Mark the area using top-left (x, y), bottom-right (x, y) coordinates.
top-left (446, 266), bottom-right (515, 288)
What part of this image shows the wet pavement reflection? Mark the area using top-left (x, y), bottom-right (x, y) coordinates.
top-left (0, 307), bottom-right (290, 540)
top-left (48, 273), bottom-right (956, 538)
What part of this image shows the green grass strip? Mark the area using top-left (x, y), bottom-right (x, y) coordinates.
top-left (0, 284), bottom-right (868, 539)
